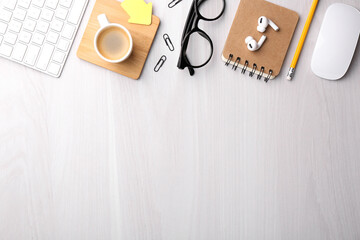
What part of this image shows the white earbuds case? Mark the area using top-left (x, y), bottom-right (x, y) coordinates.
top-left (311, 3), bottom-right (360, 80)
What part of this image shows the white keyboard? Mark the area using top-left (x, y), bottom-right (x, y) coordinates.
top-left (0, 0), bottom-right (88, 77)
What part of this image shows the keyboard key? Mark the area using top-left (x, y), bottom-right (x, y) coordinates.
top-left (57, 38), bottom-right (68, 51)
top-left (62, 24), bottom-right (74, 39)
top-left (47, 62), bottom-right (60, 75)
top-left (0, 22), bottom-right (8, 34)
top-left (45, 0), bottom-right (59, 9)
top-left (24, 44), bottom-right (40, 65)
top-left (23, 19), bottom-right (36, 31)
top-left (18, 31), bottom-right (32, 43)
top-left (47, 31), bottom-right (59, 43)
top-left (32, 0), bottom-right (45, 8)
top-left (55, 7), bottom-right (67, 20)
top-left (36, 43), bottom-right (54, 70)
top-left (27, 7), bottom-right (41, 19)
top-left (12, 42), bottom-right (27, 61)
top-left (13, 8), bottom-right (27, 20)
top-left (52, 50), bottom-right (65, 63)
top-left (59, 0), bottom-right (72, 8)
top-left (41, 8), bottom-right (54, 21)
top-left (4, 0), bottom-right (18, 10)
top-left (4, 32), bottom-right (17, 44)
top-left (0, 9), bottom-right (13, 22)
top-left (0, 44), bottom-right (13, 56)
top-left (18, 0), bottom-right (31, 9)
top-left (9, 20), bottom-right (22, 32)
top-left (50, 19), bottom-right (63, 32)
top-left (67, 0), bottom-right (86, 25)
top-left (32, 32), bottom-right (45, 44)
top-left (0, 0), bottom-right (88, 78)
top-left (36, 21), bottom-right (49, 33)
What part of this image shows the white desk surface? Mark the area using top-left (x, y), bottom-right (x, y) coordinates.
top-left (1, 0), bottom-right (360, 239)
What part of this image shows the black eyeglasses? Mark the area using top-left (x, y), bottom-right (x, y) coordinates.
top-left (177, 0), bottom-right (226, 76)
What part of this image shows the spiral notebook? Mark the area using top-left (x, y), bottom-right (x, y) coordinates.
top-left (222, 0), bottom-right (299, 81)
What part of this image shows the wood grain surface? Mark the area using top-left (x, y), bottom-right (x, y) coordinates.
top-left (0, 0), bottom-right (360, 239)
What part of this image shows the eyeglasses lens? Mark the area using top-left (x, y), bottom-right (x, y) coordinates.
top-left (196, 0), bottom-right (225, 20)
top-left (184, 31), bottom-right (212, 67)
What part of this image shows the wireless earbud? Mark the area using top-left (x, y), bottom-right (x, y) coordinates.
top-left (257, 16), bottom-right (279, 33)
top-left (245, 35), bottom-right (267, 51)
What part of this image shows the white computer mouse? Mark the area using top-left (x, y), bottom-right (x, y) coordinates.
top-left (311, 3), bottom-right (360, 80)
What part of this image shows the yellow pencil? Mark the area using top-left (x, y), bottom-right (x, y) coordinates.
top-left (287, 0), bottom-right (319, 80)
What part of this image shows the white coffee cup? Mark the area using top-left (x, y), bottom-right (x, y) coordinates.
top-left (94, 14), bottom-right (133, 63)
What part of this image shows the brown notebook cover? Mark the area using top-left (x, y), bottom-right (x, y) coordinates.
top-left (222, 0), bottom-right (299, 80)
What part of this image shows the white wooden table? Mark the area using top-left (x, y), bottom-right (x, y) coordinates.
top-left (1, 0), bottom-right (360, 239)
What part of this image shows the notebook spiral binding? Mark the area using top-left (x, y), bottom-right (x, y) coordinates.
top-left (225, 54), bottom-right (273, 82)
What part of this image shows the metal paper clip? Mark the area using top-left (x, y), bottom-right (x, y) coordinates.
top-left (163, 34), bottom-right (175, 51)
top-left (168, 0), bottom-right (182, 8)
top-left (154, 55), bottom-right (167, 72)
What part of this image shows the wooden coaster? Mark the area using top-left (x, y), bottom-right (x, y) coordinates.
top-left (77, 0), bottom-right (160, 80)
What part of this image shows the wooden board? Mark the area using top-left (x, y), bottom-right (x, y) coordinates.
top-left (77, 0), bottom-right (160, 80)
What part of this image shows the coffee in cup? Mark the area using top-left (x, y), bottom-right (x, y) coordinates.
top-left (94, 14), bottom-right (133, 63)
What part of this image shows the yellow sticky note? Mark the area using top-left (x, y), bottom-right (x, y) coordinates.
top-left (121, 0), bottom-right (153, 26)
